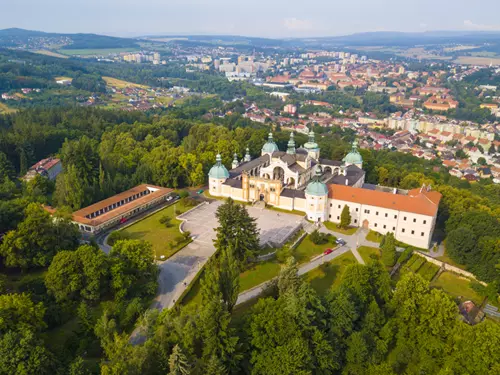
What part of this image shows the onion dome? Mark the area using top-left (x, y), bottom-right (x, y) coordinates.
top-left (209, 153), bottom-right (229, 179)
top-left (262, 132), bottom-right (280, 153)
top-left (306, 167), bottom-right (328, 196)
top-left (343, 140), bottom-right (363, 166)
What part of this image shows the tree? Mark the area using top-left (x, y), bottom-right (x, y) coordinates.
top-left (69, 356), bottom-right (91, 375)
top-left (0, 203), bottom-right (80, 268)
top-left (214, 198), bottom-right (260, 263)
top-left (0, 293), bottom-right (46, 334)
top-left (477, 157), bottom-right (487, 166)
top-left (168, 345), bottom-right (191, 375)
top-left (446, 227), bottom-right (477, 264)
top-left (54, 164), bottom-right (85, 210)
top-left (218, 246), bottom-right (240, 312)
top-left (0, 152), bottom-right (16, 181)
top-left (340, 204), bottom-right (352, 229)
top-left (277, 257), bottom-right (301, 296)
top-left (380, 232), bottom-right (397, 267)
top-left (205, 355), bottom-right (227, 375)
top-left (159, 215), bottom-right (173, 228)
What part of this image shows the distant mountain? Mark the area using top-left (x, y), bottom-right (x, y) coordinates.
top-left (0, 28), bottom-right (140, 50)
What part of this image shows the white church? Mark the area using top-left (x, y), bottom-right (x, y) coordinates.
top-left (209, 130), bottom-right (441, 249)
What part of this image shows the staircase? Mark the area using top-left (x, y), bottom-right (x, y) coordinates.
top-left (302, 220), bottom-right (317, 234)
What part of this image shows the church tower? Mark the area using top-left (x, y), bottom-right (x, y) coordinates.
top-left (286, 132), bottom-right (296, 155)
top-left (343, 140), bottom-right (363, 169)
top-left (208, 153), bottom-right (229, 197)
top-left (305, 168), bottom-right (328, 222)
top-left (303, 128), bottom-right (320, 160)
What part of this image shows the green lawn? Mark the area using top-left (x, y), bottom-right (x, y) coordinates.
top-left (323, 221), bottom-right (358, 235)
top-left (366, 230), bottom-right (383, 243)
top-left (182, 260), bottom-right (281, 307)
top-left (436, 246), bottom-right (467, 270)
top-left (293, 234), bottom-right (336, 264)
top-left (303, 252), bottom-right (357, 294)
top-left (357, 246), bottom-right (381, 263)
top-left (431, 272), bottom-right (483, 304)
top-left (239, 261), bottom-right (281, 292)
top-left (120, 202), bottom-right (194, 259)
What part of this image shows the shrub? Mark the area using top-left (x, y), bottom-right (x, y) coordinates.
top-left (159, 215), bottom-right (172, 227)
top-left (309, 230), bottom-right (331, 245)
top-left (397, 247), bottom-right (414, 265)
top-left (107, 231), bottom-right (131, 246)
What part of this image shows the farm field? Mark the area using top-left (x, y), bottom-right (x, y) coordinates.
top-left (431, 272), bottom-right (483, 305)
top-left (454, 56), bottom-right (500, 66)
top-left (103, 76), bottom-right (149, 89)
top-left (0, 102), bottom-right (17, 114)
top-left (33, 50), bottom-right (69, 58)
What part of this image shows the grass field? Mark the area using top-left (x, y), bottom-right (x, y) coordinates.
top-left (357, 246), bottom-right (381, 263)
top-left (436, 247), bottom-right (467, 270)
top-left (120, 202), bottom-right (193, 259)
top-left (33, 50), bottom-right (69, 59)
top-left (432, 272), bottom-right (483, 304)
top-left (303, 252), bottom-right (357, 294)
top-left (366, 230), bottom-right (383, 243)
top-left (293, 234), bottom-right (337, 264)
top-left (454, 56), bottom-right (500, 66)
top-left (58, 48), bottom-right (139, 56)
top-left (0, 102), bottom-right (17, 114)
top-left (103, 76), bottom-right (149, 89)
top-left (323, 221), bottom-right (358, 235)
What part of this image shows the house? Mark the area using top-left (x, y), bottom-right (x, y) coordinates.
top-left (23, 157), bottom-right (62, 181)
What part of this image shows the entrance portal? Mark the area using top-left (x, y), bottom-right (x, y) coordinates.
top-left (362, 219), bottom-right (369, 229)
top-left (259, 194), bottom-right (265, 201)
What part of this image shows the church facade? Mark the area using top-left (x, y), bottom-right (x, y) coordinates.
top-left (209, 131), bottom-right (441, 249)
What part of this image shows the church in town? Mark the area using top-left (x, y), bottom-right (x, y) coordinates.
top-left (208, 130), bottom-right (441, 249)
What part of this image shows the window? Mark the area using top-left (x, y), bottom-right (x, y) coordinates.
top-left (385, 213), bottom-right (388, 218)
top-left (376, 211), bottom-right (379, 216)
top-left (392, 227), bottom-right (396, 231)
top-left (329, 214), bottom-right (331, 218)
top-left (402, 228), bottom-right (405, 233)
top-left (394, 215), bottom-right (397, 219)
top-left (330, 203), bottom-right (332, 207)
top-left (356, 208), bottom-right (359, 212)
top-left (411, 230), bottom-right (415, 235)
top-left (404, 216), bottom-right (407, 221)
top-left (423, 220), bottom-right (427, 224)
top-left (337, 216), bottom-right (340, 220)
top-left (374, 223), bottom-right (378, 227)
top-left (364, 209), bottom-right (370, 214)
top-left (338, 205), bottom-right (341, 209)
top-left (421, 232), bottom-right (425, 236)
top-left (383, 225), bottom-right (386, 229)
top-left (354, 219), bottom-right (358, 224)
top-left (413, 218), bottom-right (416, 223)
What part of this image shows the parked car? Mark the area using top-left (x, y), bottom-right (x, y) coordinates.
top-left (336, 238), bottom-right (346, 245)
top-left (324, 248), bottom-right (333, 255)
top-left (197, 189), bottom-right (204, 194)
top-left (120, 217), bottom-right (127, 224)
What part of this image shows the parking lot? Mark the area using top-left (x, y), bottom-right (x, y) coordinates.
top-left (179, 200), bottom-right (304, 248)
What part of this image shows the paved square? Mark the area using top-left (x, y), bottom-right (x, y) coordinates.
top-left (179, 200), bottom-right (304, 248)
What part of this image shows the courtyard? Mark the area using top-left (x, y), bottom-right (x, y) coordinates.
top-left (180, 200), bottom-right (304, 248)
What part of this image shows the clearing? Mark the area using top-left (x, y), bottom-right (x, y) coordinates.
top-left (323, 221), bottom-right (358, 235)
top-left (0, 102), bottom-right (17, 114)
top-left (454, 56), bottom-right (500, 66)
top-left (103, 76), bottom-right (149, 89)
top-left (357, 246), bottom-right (381, 264)
top-left (32, 50), bottom-right (69, 59)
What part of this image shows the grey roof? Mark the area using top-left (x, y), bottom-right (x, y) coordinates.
top-left (280, 188), bottom-right (306, 199)
top-left (229, 154), bottom-right (269, 178)
top-left (296, 148), bottom-right (308, 155)
top-left (329, 165), bottom-right (365, 187)
top-left (319, 158), bottom-right (342, 167)
top-left (272, 151), bottom-right (307, 166)
top-left (222, 179), bottom-right (242, 188)
top-left (289, 163), bottom-right (306, 173)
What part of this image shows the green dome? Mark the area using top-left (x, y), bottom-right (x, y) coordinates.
top-left (306, 168), bottom-right (328, 196)
top-left (343, 140), bottom-right (363, 165)
top-left (262, 132), bottom-right (279, 153)
top-left (209, 154), bottom-right (229, 179)
top-left (304, 129), bottom-right (319, 150)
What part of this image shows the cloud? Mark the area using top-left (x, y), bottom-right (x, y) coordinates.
top-left (464, 20), bottom-right (500, 31)
top-left (283, 17), bottom-right (314, 31)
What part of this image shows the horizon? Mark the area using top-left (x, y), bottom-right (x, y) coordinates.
top-left (1, 0), bottom-right (500, 38)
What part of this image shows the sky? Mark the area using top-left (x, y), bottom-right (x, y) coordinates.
top-left (1, 0), bottom-right (500, 38)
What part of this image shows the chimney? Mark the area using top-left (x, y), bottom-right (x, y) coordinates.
top-left (345, 178), bottom-right (348, 186)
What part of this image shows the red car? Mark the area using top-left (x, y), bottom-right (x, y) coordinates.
top-left (120, 217), bottom-right (128, 224)
top-left (323, 248), bottom-right (333, 255)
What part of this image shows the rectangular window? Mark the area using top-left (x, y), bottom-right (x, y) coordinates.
top-left (356, 208), bottom-right (359, 212)
top-left (354, 219), bottom-right (358, 224)
top-left (337, 216), bottom-right (340, 220)
top-left (374, 223), bottom-right (378, 227)
top-left (383, 225), bottom-right (386, 229)
top-left (423, 220), bottom-right (427, 224)
top-left (402, 228), bottom-right (405, 233)
top-left (413, 218), bottom-right (416, 223)
top-left (330, 203), bottom-right (332, 207)
top-left (376, 211), bottom-right (379, 216)
top-left (385, 213), bottom-right (388, 218)
top-left (404, 216), bottom-right (407, 221)
top-left (394, 215), bottom-right (397, 219)
top-left (392, 227), bottom-right (396, 231)
top-left (411, 230), bottom-right (415, 235)
top-left (338, 205), bottom-right (341, 209)
top-left (329, 214), bottom-right (331, 218)
top-left (421, 232), bottom-right (425, 236)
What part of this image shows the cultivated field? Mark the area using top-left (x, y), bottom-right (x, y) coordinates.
top-left (58, 48), bottom-right (139, 56)
top-left (103, 76), bottom-right (149, 89)
top-left (32, 50), bottom-right (69, 59)
top-left (0, 102), bottom-right (17, 114)
top-left (454, 56), bottom-right (500, 66)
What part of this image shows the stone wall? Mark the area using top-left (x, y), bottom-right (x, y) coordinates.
top-left (415, 251), bottom-right (487, 286)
